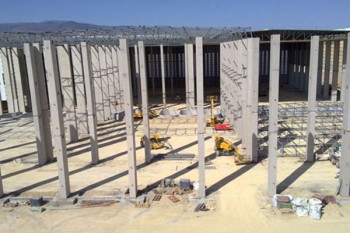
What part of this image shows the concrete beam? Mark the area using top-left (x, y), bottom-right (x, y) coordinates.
top-left (81, 42), bottom-right (99, 165)
top-left (306, 36), bottom-right (320, 162)
top-left (196, 37), bottom-right (206, 198)
top-left (43, 40), bottom-right (70, 198)
top-left (24, 43), bottom-right (50, 165)
top-left (119, 39), bottom-right (137, 198)
top-left (99, 46), bottom-right (111, 120)
top-left (331, 41), bottom-right (340, 102)
top-left (160, 44), bottom-right (166, 108)
top-left (0, 48), bottom-right (16, 113)
top-left (71, 45), bottom-right (88, 134)
top-left (340, 33), bottom-right (350, 196)
top-left (57, 44), bottom-right (78, 143)
top-left (91, 45), bottom-right (104, 122)
top-left (138, 41), bottom-right (151, 163)
top-left (268, 35), bottom-right (280, 197)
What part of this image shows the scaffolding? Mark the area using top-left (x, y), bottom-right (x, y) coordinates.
top-left (258, 101), bottom-right (343, 158)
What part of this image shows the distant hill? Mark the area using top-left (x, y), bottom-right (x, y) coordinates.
top-left (0, 20), bottom-right (107, 33)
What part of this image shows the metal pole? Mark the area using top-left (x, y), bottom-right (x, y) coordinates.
top-left (43, 40), bottom-right (70, 198)
top-left (196, 37), bottom-right (206, 198)
top-left (306, 36), bottom-right (320, 162)
top-left (268, 35), bottom-right (280, 197)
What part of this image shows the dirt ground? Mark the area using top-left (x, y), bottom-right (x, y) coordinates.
top-left (0, 103), bottom-right (349, 233)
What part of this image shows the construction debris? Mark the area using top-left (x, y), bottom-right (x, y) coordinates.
top-left (194, 203), bottom-right (209, 212)
top-left (168, 195), bottom-right (180, 203)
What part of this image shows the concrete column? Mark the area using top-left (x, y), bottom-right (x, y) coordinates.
top-left (160, 44), bottom-right (166, 108)
top-left (185, 44), bottom-right (195, 108)
top-left (99, 46), bottom-right (111, 120)
top-left (247, 38), bottom-right (260, 162)
top-left (43, 40), bottom-right (70, 198)
top-left (196, 37), bottom-right (206, 198)
top-left (0, 48), bottom-right (16, 113)
top-left (306, 36), bottom-right (320, 162)
top-left (57, 44), bottom-right (78, 143)
top-left (341, 40), bottom-right (347, 103)
top-left (317, 41), bottom-right (325, 98)
top-left (119, 39), bottom-right (137, 198)
top-left (323, 41), bottom-right (331, 99)
top-left (268, 35), bottom-right (280, 197)
top-left (90, 46), bottom-right (104, 122)
top-left (240, 39), bottom-right (248, 147)
top-left (11, 48), bottom-right (26, 112)
top-left (170, 47), bottom-right (174, 98)
top-left (112, 46), bottom-right (122, 113)
top-left (149, 47), bottom-right (155, 97)
top-left (33, 43), bottom-right (54, 162)
top-left (81, 42), bottom-right (99, 165)
top-left (138, 41), bottom-right (151, 163)
top-left (331, 41), bottom-right (340, 102)
top-left (134, 45), bottom-right (142, 106)
top-left (24, 43), bottom-right (50, 165)
top-left (340, 33), bottom-right (350, 196)
top-left (106, 46), bottom-right (117, 114)
top-left (71, 45), bottom-right (88, 134)
top-left (0, 168), bottom-right (3, 197)
top-left (7, 48), bottom-right (19, 112)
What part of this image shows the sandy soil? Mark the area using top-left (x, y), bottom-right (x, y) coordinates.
top-left (0, 104), bottom-right (349, 233)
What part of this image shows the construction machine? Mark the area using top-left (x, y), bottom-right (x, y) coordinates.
top-left (206, 96), bottom-right (224, 127)
top-left (140, 134), bottom-right (172, 150)
top-left (214, 135), bottom-right (251, 164)
top-left (133, 105), bottom-right (158, 119)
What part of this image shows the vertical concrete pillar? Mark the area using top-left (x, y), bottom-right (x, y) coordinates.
top-left (196, 37), bottom-right (206, 198)
top-left (150, 47), bottom-right (156, 97)
top-left (306, 36), bottom-right (320, 162)
top-left (268, 35), bottom-right (280, 197)
top-left (331, 41), bottom-right (340, 102)
top-left (24, 43), bottom-right (50, 165)
top-left (7, 48), bottom-right (19, 112)
top-left (317, 41), bottom-right (325, 98)
top-left (71, 45), bottom-right (88, 134)
top-left (185, 44), bottom-right (195, 108)
top-left (133, 45), bottom-right (142, 106)
top-left (247, 38), bottom-right (260, 162)
top-left (323, 41), bottom-right (331, 100)
top-left (0, 48), bottom-right (16, 113)
top-left (240, 39), bottom-right (248, 147)
top-left (170, 47), bottom-right (174, 98)
top-left (112, 46), bottom-right (122, 113)
top-left (340, 33), bottom-right (350, 196)
top-left (99, 46), bottom-right (111, 120)
top-left (81, 42), bottom-right (99, 165)
top-left (57, 44), bottom-right (78, 143)
top-left (138, 41), bottom-right (151, 163)
top-left (91, 45), bottom-right (104, 122)
top-left (33, 43), bottom-right (54, 162)
top-left (119, 39), bottom-right (137, 198)
top-left (341, 40), bottom-right (347, 103)
top-left (43, 40), bottom-right (70, 198)
top-left (160, 44), bottom-right (166, 108)
top-left (106, 46), bottom-right (117, 115)
top-left (11, 48), bottom-right (26, 112)
top-left (0, 168), bottom-right (3, 197)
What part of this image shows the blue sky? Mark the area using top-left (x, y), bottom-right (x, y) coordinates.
top-left (0, 0), bottom-right (349, 30)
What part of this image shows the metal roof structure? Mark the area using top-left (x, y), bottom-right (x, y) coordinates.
top-left (0, 26), bottom-right (252, 47)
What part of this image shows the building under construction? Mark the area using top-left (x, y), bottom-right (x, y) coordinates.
top-left (0, 26), bottom-right (349, 203)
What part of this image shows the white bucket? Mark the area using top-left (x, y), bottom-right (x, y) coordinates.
top-left (193, 181), bottom-right (199, 191)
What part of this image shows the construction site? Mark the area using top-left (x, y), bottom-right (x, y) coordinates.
top-left (0, 27), bottom-right (350, 232)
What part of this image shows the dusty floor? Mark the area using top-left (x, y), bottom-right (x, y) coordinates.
top-left (0, 103), bottom-right (349, 233)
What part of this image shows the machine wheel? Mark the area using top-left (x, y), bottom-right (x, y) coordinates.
top-left (216, 150), bottom-right (220, 157)
top-left (331, 156), bottom-right (337, 165)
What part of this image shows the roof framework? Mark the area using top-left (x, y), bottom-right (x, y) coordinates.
top-left (0, 26), bottom-right (252, 47)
